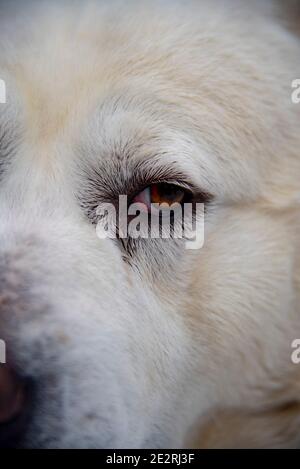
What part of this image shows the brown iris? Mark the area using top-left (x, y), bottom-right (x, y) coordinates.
top-left (132, 182), bottom-right (191, 212)
top-left (150, 183), bottom-right (186, 205)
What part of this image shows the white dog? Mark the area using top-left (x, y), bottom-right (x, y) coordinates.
top-left (0, 0), bottom-right (299, 448)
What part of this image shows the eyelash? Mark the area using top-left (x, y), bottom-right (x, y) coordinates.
top-left (125, 170), bottom-right (213, 208)
top-left (128, 180), bottom-right (190, 205)
top-left (79, 161), bottom-right (212, 224)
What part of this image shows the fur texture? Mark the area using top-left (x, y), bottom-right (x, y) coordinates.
top-left (0, 0), bottom-right (299, 448)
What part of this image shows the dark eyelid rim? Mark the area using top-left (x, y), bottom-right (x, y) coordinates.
top-left (125, 162), bottom-right (213, 205)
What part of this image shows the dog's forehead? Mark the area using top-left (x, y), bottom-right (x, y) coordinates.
top-left (0, 2), bottom-right (180, 139)
top-left (0, 0), bottom-right (299, 207)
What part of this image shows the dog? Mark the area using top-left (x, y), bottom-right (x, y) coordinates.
top-left (0, 0), bottom-right (299, 448)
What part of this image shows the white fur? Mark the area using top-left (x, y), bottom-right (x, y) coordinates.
top-left (0, 0), bottom-right (299, 448)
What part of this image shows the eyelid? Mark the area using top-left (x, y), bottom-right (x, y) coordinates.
top-left (132, 186), bottom-right (151, 210)
top-left (0, 133), bottom-right (14, 158)
top-left (128, 178), bottom-right (212, 207)
top-left (128, 179), bottom-right (192, 203)
top-left (78, 159), bottom-right (213, 225)
top-left (0, 118), bottom-right (22, 161)
top-left (128, 159), bottom-right (213, 203)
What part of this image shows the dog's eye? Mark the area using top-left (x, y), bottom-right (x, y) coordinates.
top-left (132, 183), bottom-right (190, 211)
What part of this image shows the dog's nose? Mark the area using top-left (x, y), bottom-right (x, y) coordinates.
top-left (0, 365), bottom-right (31, 448)
top-left (0, 365), bottom-right (25, 424)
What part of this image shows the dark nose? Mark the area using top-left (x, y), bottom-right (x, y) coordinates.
top-left (0, 365), bottom-right (32, 448)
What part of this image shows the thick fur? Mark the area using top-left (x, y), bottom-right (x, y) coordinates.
top-left (0, 0), bottom-right (299, 448)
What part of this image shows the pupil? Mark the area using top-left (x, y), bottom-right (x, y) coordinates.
top-left (150, 183), bottom-right (185, 205)
top-left (159, 184), bottom-right (182, 200)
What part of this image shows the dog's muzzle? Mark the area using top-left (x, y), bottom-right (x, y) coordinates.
top-left (0, 225), bottom-right (145, 449)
